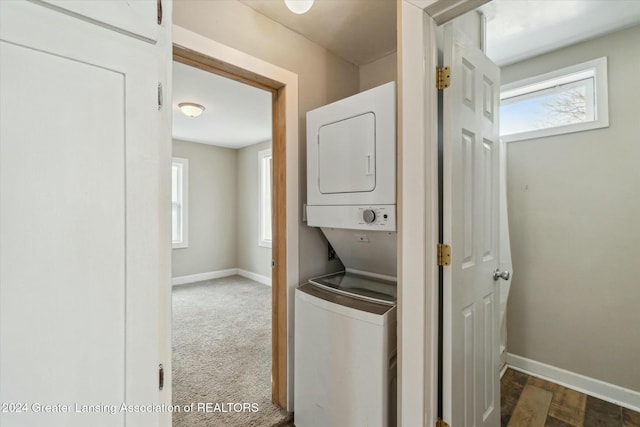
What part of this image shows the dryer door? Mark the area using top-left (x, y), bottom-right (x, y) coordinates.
top-left (318, 112), bottom-right (375, 194)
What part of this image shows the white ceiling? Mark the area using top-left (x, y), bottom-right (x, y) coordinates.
top-left (479, 0), bottom-right (640, 66)
top-left (173, 0), bottom-right (640, 146)
top-left (172, 61), bottom-right (272, 148)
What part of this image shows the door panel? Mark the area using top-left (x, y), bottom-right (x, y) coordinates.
top-left (462, 130), bottom-right (475, 267)
top-left (0, 1), bottom-right (168, 425)
top-left (40, 0), bottom-right (158, 42)
top-left (482, 293), bottom-right (495, 418)
top-left (442, 24), bottom-right (501, 427)
top-left (0, 41), bottom-right (127, 427)
top-left (483, 139), bottom-right (495, 260)
top-left (462, 306), bottom-right (474, 426)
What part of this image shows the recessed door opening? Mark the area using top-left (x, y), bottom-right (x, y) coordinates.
top-left (170, 51), bottom-right (288, 427)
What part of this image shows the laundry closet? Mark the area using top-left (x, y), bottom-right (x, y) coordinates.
top-left (295, 82), bottom-right (398, 427)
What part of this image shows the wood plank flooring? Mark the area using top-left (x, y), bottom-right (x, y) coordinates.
top-left (508, 385), bottom-right (554, 427)
top-left (502, 368), bottom-right (640, 427)
top-left (287, 368), bottom-right (639, 426)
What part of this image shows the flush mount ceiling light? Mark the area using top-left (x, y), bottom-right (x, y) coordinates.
top-left (178, 102), bottom-right (205, 118)
top-left (284, 0), bottom-right (314, 14)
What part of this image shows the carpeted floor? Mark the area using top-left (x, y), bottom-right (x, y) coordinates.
top-left (172, 275), bottom-right (291, 427)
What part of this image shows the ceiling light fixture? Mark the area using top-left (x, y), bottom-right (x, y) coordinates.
top-left (178, 102), bottom-right (205, 118)
top-left (284, 0), bottom-right (314, 14)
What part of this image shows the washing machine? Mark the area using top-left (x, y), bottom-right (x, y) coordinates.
top-left (294, 272), bottom-right (397, 427)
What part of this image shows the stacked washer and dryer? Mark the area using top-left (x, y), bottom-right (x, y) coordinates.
top-left (294, 82), bottom-right (397, 427)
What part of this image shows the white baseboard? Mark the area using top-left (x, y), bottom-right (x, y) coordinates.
top-left (172, 268), bottom-right (272, 286)
top-left (237, 269), bottom-right (272, 286)
top-left (172, 269), bottom-right (238, 286)
top-left (500, 364), bottom-right (508, 379)
top-left (506, 353), bottom-right (640, 412)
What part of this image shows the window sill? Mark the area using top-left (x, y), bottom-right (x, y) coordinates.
top-left (502, 119), bottom-right (609, 143)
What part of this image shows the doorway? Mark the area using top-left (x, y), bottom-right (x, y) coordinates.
top-left (170, 56), bottom-right (280, 426)
top-left (170, 44), bottom-right (289, 415)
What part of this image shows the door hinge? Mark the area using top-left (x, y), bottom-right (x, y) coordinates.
top-left (436, 419), bottom-right (450, 427)
top-left (157, 0), bottom-right (163, 25)
top-left (436, 66), bottom-right (451, 90)
top-left (157, 83), bottom-right (163, 111)
top-left (437, 243), bottom-right (451, 266)
top-left (159, 363), bottom-right (164, 390)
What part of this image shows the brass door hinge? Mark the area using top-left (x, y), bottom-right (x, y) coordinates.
top-left (436, 66), bottom-right (451, 90)
top-left (158, 83), bottom-right (163, 110)
top-left (159, 363), bottom-right (164, 390)
top-left (436, 419), bottom-right (450, 427)
top-left (437, 243), bottom-right (451, 266)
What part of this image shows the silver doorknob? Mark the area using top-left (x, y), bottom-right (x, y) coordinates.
top-left (493, 269), bottom-right (510, 281)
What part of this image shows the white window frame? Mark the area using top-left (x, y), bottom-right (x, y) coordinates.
top-left (258, 148), bottom-right (273, 248)
top-left (172, 157), bottom-right (189, 249)
top-left (500, 57), bottom-right (609, 143)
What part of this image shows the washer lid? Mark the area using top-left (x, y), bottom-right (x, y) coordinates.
top-left (309, 271), bottom-right (397, 305)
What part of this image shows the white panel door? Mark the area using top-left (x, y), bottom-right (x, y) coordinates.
top-left (0, 1), bottom-right (169, 426)
top-left (442, 24), bottom-right (501, 427)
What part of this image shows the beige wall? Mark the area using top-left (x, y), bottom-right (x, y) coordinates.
top-left (172, 139), bottom-right (238, 277)
top-left (174, 0), bottom-right (357, 281)
top-left (359, 51), bottom-right (397, 92)
top-left (503, 25), bottom-right (640, 391)
top-left (172, 138), bottom-right (275, 280)
top-left (237, 140), bottom-right (273, 278)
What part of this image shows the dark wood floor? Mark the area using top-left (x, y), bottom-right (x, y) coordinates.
top-left (502, 368), bottom-right (640, 427)
top-left (285, 369), bottom-right (639, 427)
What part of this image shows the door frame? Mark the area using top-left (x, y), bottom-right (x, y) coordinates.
top-left (170, 25), bottom-right (299, 410)
top-left (398, 0), bottom-right (491, 425)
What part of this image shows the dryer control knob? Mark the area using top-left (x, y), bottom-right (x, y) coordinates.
top-left (363, 209), bottom-right (376, 224)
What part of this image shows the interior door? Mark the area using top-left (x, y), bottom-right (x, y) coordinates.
top-left (0, 1), bottom-right (169, 426)
top-left (442, 23), bottom-right (501, 427)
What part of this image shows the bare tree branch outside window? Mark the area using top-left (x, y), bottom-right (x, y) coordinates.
top-left (537, 87), bottom-right (587, 128)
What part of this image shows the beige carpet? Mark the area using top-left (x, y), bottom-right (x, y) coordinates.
top-left (172, 276), bottom-right (291, 427)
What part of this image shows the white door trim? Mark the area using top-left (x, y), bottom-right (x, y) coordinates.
top-left (170, 25), bottom-right (299, 410)
top-left (399, 1), bottom-right (490, 425)
top-left (398, 2), bottom-right (439, 426)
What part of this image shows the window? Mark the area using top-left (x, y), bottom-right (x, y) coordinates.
top-left (500, 57), bottom-right (609, 142)
top-left (258, 149), bottom-right (273, 248)
top-left (172, 157), bottom-right (188, 249)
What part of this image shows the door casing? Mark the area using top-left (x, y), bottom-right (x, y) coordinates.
top-left (171, 26), bottom-right (300, 410)
top-left (398, 0), bottom-right (492, 426)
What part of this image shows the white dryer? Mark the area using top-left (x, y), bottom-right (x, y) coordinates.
top-left (306, 81), bottom-right (396, 233)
